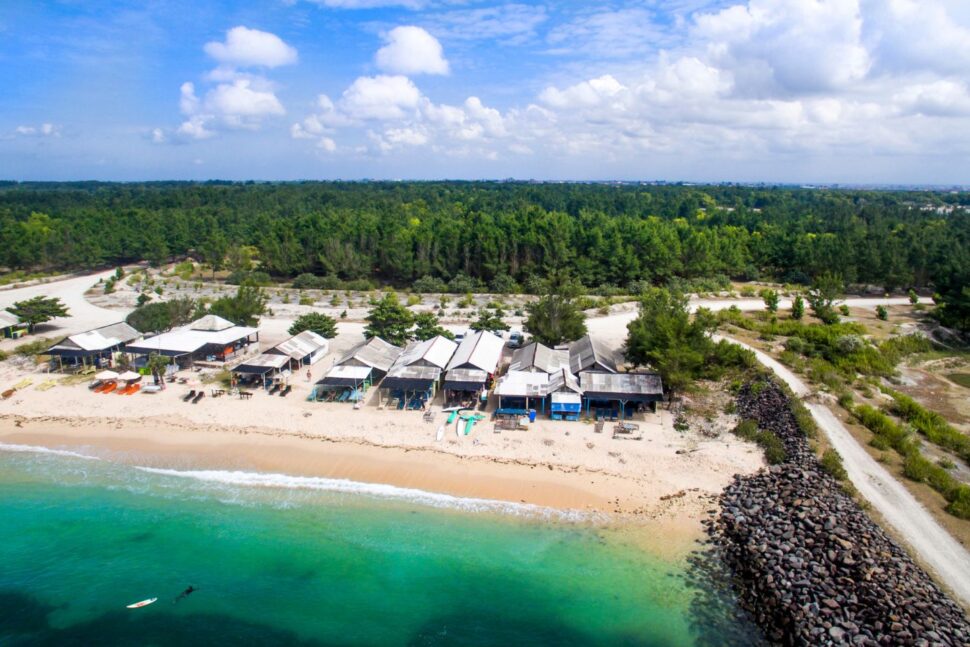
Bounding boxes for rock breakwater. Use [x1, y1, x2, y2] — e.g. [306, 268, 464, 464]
[707, 378, 969, 645]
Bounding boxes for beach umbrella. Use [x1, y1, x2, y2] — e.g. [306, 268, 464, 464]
[95, 370, 119, 381]
[117, 371, 141, 382]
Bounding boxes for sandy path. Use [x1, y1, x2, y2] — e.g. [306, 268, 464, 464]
[722, 334, 970, 605]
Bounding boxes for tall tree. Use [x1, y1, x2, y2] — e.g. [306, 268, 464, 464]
[364, 293, 414, 346]
[791, 295, 805, 320]
[412, 311, 453, 341]
[807, 272, 843, 324]
[524, 272, 587, 346]
[469, 307, 510, 334]
[760, 288, 779, 313]
[207, 282, 268, 327]
[6, 296, 69, 332]
[288, 312, 338, 338]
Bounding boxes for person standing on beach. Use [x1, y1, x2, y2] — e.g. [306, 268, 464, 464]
[306, 369, 312, 382]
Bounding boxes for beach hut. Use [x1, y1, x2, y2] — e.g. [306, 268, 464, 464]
[269, 330, 329, 369]
[443, 330, 504, 407]
[46, 322, 142, 371]
[0, 311, 28, 340]
[579, 372, 664, 420]
[509, 341, 569, 374]
[312, 337, 402, 402]
[125, 315, 259, 368]
[379, 336, 457, 410]
[231, 353, 290, 388]
[568, 335, 618, 375]
[494, 370, 549, 415]
[547, 368, 583, 421]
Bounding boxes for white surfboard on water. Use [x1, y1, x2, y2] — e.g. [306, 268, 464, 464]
[126, 597, 157, 609]
[435, 426, 444, 442]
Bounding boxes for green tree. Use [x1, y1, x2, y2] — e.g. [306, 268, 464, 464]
[125, 297, 198, 333]
[364, 293, 415, 346]
[6, 296, 69, 332]
[908, 289, 919, 305]
[288, 312, 338, 338]
[145, 352, 171, 388]
[807, 272, 843, 324]
[469, 307, 510, 334]
[761, 288, 779, 313]
[933, 272, 970, 333]
[208, 282, 268, 327]
[876, 305, 888, 321]
[524, 273, 587, 346]
[792, 295, 805, 320]
[413, 311, 453, 341]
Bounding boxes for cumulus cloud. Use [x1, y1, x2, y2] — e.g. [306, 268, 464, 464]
[375, 26, 449, 76]
[204, 26, 298, 68]
[14, 123, 60, 137]
[341, 75, 423, 120]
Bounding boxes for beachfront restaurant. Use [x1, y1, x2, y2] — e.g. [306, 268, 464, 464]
[125, 315, 259, 369]
[231, 352, 290, 389]
[0, 311, 28, 340]
[267, 330, 329, 370]
[443, 330, 504, 407]
[494, 370, 549, 417]
[45, 322, 142, 371]
[312, 336, 401, 403]
[378, 335, 457, 410]
[579, 372, 664, 420]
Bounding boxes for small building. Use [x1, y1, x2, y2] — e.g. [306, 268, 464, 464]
[312, 336, 401, 402]
[443, 330, 504, 406]
[125, 315, 259, 368]
[494, 370, 549, 414]
[46, 322, 142, 370]
[569, 335, 618, 374]
[509, 341, 568, 374]
[0, 311, 28, 340]
[231, 353, 290, 388]
[380, 335, 457, 410]
[547, 368, 583, 421]
[579, 371, 663, 420]
[268, 330, 329, 369]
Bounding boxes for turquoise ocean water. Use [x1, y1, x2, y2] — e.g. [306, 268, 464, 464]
[0, 442, 759, 646]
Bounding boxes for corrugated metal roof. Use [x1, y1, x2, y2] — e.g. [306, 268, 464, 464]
[548, 368, 582, 394]
[395, 335, 457, 370]
[189, 314, 236, 332]
[443, 368, 488, 388]
[0, 311, 20, 328]
[273, 330, 328, 359]
[495, 370, 549, 397]
[234, 353, 289, 371]
[337, 337, 402, 372]
[509, 342, 568, 373]
[446, 330, 503, 373]
[127, 325, 258, 355]
[49, 322, 141, 352]
[579, 371, 663, 396]
[322, 365, 372, 381]
[569, 335, 618, 374]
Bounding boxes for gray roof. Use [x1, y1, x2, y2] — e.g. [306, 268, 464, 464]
[446, 330, 503, 373]
[0, 311, 20, 328]
[569, 335, 618, 374]
[579, 371, 663, 398]
[273, 330, 328, 360]
[395, 335, 457, 370]
[337, 337, 402, 373]
[48, 322, 141, 353]
[495, 370, 549, 398]
[509, 342, 568, 374]
[547, 368, 582, 394]
[233, 353, 289, 372]
[443, 368, 488, 390]
[189, 314, 236, 332]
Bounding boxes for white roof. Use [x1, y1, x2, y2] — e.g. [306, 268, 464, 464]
[234, 353, 289, 371]
[48, 322, 141, 353]
[495, 370, 549, 397]
[324, 365, 373, 380]
[395, 335, 457, 370]
[0, 311, 20, 328]
[274, 330, 328, 359]
[127, 324, 258, 355]
[190, 314, 235, 332]
[446, 330, 504, 374]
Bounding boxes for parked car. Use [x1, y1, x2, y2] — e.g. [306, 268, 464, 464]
[507, 330, 525, 348]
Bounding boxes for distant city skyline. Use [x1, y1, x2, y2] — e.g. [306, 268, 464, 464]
[2, 1, 970, 184]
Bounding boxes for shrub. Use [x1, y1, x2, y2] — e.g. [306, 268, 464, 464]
[739, 286, 756, 297]
[837, 392, 854, 410]
[413, 275, 448, 293]
[0, 349, 8, 361]
[15, 338, 55, 357]
[885, 390, 970, 462]
[820, 449, 849, 481]
[226, 270, 271, 286]
[875, 305, 888, 321]
[839, 305, 850, 316]
[299, 296, 314, 306]
[406, 294, 421, 307]
[732, 419, 787, 464]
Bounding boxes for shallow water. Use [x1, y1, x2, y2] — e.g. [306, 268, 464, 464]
[0, 443, 759, 646]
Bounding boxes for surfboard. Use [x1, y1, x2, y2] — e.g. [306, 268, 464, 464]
[126, 598, 157, 609]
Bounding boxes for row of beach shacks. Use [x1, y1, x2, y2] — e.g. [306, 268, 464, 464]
[313, 331, 663, 420]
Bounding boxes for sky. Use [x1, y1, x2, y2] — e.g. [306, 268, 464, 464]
[2, 0, 970, 184]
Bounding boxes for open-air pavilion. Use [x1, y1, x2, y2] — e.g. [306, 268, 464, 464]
[268, 330, 329, 369]
[46, 322, 142, 371]
[312, 365, 373, 402]
[231, 353, 290, 388]
[579, 372, 664, 420]
[379, 364, 442, 410]
[125, 315, 259, 369]
[494, 370, 549, 416]
[0, 311, 28, 340]
[443, 330, 503, 407]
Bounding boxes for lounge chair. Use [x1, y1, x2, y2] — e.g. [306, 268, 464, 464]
[280, 385, 292, 397]
[268, 384, 280, 395]
[183, 390, 196, 402]
[88, 380, 104, 391]
[126, 384, 141, 395]
[337, 390, 350, 403]
[101, 382, 118, 394]
[192, 391, 205, 404]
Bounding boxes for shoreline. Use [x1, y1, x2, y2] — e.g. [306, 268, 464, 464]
[0, 412, 729, 561]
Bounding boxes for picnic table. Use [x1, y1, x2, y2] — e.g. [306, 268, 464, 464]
[211, 389, 225, 398]
[239, 390, 253, 400]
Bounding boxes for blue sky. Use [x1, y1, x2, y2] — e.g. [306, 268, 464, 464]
[2, 0, 970, 183]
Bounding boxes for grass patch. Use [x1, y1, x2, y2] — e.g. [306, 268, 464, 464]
[733, 419, 787, 464]
[946, 373, 970, 389]
[883, 388, 970, 463]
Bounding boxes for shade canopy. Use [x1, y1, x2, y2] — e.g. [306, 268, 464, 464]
[117, 371, 142, 381]
[95, 370, 119, 380]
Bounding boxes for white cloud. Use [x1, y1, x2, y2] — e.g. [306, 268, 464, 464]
[420, 4, 548, 44]
[14, 123, 60, 137]
[375, 26, 449, 76]
[306, 0, 426, 8]
[341, 75, 423, 120]
[176, 116, 215, 140]
[151, 128, 166, 144]
[204, 26, 298, 68]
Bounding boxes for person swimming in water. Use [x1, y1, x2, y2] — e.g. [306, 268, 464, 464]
[173, 585, 197, 603]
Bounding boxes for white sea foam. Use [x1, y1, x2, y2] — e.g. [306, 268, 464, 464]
[135, 466, 594, 521]
[0, 442, 101, 461]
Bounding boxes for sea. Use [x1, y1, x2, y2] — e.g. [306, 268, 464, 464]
[0, 442, 762, 646]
